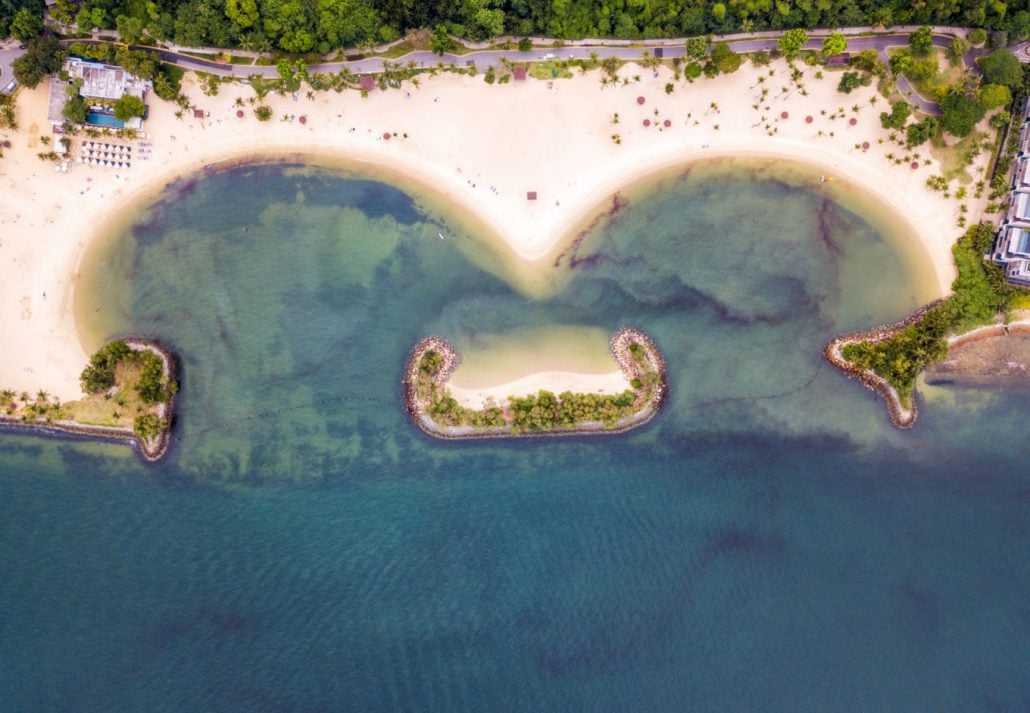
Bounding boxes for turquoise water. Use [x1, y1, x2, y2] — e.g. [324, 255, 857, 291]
[1, 161, 1027, 711]
[85, 111, 125, 128]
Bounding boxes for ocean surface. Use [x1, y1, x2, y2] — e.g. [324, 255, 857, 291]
[1, 160, 1027, 712]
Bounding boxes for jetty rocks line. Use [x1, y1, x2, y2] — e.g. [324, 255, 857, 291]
[0, 339, 178, 462]
[822, 301, 943, 429]
[404, 327, 668, 440]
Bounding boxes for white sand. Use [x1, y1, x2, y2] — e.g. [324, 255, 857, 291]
[0, 59, 991, 401]
[448, 370, 631, 409]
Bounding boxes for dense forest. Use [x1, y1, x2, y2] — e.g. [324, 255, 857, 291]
[4, 0, 1030, 55]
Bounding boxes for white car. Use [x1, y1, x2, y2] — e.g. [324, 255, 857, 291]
[543, 52, 557, 60]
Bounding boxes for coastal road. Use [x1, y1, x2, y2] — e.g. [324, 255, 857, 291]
[4, 29, 977, 109]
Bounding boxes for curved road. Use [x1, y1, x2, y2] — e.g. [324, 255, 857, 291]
[2, 29, 983, 112]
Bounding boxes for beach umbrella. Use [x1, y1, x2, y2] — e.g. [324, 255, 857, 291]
[383, 132, 391, 140]
[805, 116, 813, 123]
[236, 110, 244, 118]
[643, 119, 651, 127]
[911, 162, 919, 170]
[861, 141, 870, 150]
[299, 115, 307, 124]
[781, 111, 789, 119]
[849, 118, 857, 126]
[663, 119, 671, 128]
[636, 96, 645, 105]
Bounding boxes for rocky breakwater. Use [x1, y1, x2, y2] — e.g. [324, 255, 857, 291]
[403, 328, 667, 440]
[0, 339, 178, 462]
[822, 302, 942, 429]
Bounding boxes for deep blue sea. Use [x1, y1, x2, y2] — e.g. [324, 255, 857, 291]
[1, 161, 1026, 712]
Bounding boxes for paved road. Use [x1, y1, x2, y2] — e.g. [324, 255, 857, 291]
[0, 47, 20, 94]
[1, 29, 981, 112]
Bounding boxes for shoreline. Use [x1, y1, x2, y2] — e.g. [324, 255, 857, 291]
[0, 338, 178, 461]
[404, 328, 667, 439]
[822, 301, 944, 428]
[1, 60, 987, 405]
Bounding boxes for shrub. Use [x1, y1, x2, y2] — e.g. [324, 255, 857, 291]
[837, 71, 867, 94]
[940, 90, 986, 137]
[80, 341, 133, 394]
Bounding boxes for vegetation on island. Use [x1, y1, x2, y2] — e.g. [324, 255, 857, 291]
[412, 341, 661, 434]
[840, 224, 1030, 405]
[1, 341, 176, 456]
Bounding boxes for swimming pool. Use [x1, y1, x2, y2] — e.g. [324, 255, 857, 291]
[85, 111, 125, 128]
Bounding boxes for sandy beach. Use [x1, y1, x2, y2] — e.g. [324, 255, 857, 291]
[0, 58, 991, 402]
[448, 369, 631, 409]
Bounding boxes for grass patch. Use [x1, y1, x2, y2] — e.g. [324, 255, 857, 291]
[529, 60, 574, 80]
[229, 55, 255, 65]
[889, 47, 965, 103]
[63, 360, 150, 428]
[1010, 293, 1030, 310]
[929, 129, 989, 185]
[374, 41, 416, 59]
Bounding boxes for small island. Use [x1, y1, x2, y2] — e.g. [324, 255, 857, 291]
[404, 328, 666, 439]
[0, 339, 178, 461]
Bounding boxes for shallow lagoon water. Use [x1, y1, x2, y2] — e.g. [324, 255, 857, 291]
[2, 161, 1027, 711]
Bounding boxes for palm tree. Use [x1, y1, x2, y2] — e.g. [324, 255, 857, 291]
[19, 392, 30, 403]
[36, 389, 48, 403]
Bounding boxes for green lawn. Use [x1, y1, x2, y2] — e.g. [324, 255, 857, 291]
[529, 60, 574, 80]
[929, 129, 989, 184]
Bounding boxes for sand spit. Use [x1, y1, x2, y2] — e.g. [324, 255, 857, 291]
[404, 328, 667, 439]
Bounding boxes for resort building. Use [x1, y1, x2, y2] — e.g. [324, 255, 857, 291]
[1013, 157, 1030, 192]
[1020, 123, 1030, 156]
[47, 58, 150, 130]
[993, 226, 1030, 287]
[1006, 191, 1030, 225]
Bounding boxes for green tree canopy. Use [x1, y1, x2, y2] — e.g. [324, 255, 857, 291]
[10, 6, 43, 40]
[879, 100, 911, 130]
[908, 26, 933, 56]
[980, 50, 1023, 88]
[708, 41, 740, 74]
[62, 95, 89, 124]
[113, 94, 146, 121]
[979, 83, 1012, 110]
[940, 90, 986, 137]
[822, 32, 847, 57]
[778, 28, 807, 57]
[686, 35, 709, 60]
[945, 37, 970, 65]
[12, 35, 66, 89]
[905, 117, 938, 146]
